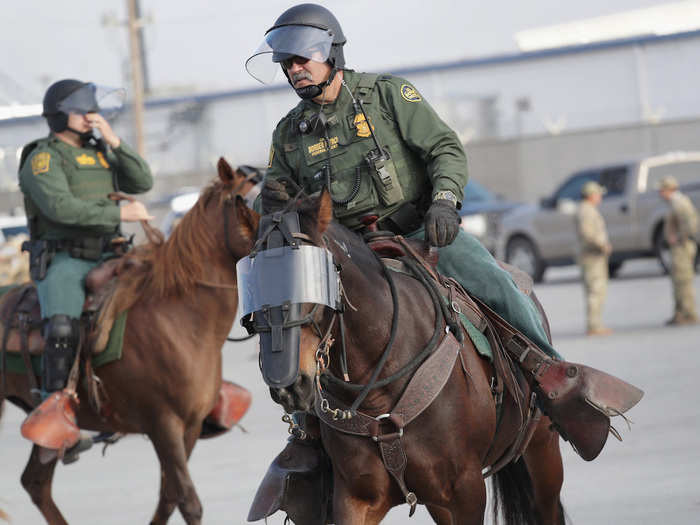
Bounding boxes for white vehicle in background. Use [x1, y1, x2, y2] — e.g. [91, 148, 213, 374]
[161, 189, 200, 237]
[497, 152, 700, 282]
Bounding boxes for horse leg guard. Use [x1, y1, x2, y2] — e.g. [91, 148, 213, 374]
[41, 315, 78, 395]
[536, 360, 644, 461]
[248, 415, 332, 524]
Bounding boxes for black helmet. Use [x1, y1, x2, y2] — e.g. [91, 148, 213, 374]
[42, 79, 98, 132]
[246, 3, 347, 97]
[268, 3, 346, 68]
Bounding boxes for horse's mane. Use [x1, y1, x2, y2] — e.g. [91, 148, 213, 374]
[107, 179, 228, 315]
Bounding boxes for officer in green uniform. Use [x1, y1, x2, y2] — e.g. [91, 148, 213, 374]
[247, 4, 557, 359]
[658, 175, 699, 325]
[19, 79, 153, 397]
[244, 5, 567, 523]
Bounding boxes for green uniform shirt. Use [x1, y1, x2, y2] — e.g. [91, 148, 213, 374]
[262, 70, 468, 230]
[18, 135, 153, 240]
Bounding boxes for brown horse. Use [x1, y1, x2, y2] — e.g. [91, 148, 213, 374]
[0, 158, 258, 525]
[235, 191, 566, 525]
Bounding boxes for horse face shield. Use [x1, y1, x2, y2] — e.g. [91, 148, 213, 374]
[237, 212, 341, 388]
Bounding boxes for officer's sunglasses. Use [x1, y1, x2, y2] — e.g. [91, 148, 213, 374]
[281, 55, 310, 70]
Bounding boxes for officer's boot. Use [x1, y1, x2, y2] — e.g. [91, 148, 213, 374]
[248, 412, 333, 524]
[41, 314, 79, 397]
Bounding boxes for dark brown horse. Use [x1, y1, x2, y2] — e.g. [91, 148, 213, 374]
[235, 191, 566, 525]
[0, 158, 257, 525]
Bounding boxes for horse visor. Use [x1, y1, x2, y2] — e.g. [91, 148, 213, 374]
[236, 244, 341, 317]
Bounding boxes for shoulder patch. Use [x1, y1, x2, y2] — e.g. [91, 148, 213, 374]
[31, 152, 51, 175]
[400, 84, 422, 103]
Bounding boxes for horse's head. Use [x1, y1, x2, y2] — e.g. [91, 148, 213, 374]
[234, 189, 339, 413]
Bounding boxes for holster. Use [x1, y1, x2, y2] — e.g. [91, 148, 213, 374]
[22, 240, 54, 281]
[248, 417, 333, 524]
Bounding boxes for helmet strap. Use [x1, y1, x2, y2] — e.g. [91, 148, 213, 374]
[291, 66, 338, 100]
[65, 126, 96, 145]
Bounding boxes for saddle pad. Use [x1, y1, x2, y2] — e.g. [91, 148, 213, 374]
[382, 261, 492, 360]
[2, 311, 128, 375]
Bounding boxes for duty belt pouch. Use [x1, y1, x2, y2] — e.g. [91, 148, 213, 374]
[366, 148, 404, 207]
[69, 237, 103, 261]
[22, 240, 54, 281]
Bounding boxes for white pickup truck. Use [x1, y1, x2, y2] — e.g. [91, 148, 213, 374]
[496, 152, 700, 282]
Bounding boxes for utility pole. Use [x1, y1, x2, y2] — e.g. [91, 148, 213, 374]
[126, 0, 146, 156]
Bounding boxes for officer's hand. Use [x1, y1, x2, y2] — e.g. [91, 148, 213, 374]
[120, 201, 154, 222]
[86, 113, 121, 148]
[424, 199, 461, 247]
[261, 179, 291, 213]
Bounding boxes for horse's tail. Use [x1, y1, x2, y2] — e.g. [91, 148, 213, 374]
[491, 458, 567, 525]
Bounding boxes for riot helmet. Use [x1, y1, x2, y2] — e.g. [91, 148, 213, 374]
[246, 3, 347, 99]
[42, 79, 96, 133]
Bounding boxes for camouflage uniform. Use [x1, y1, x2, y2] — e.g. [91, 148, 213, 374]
[576, 196, 611, 334]
[261, 70, 557, 358]
[664, 190, 699, 323]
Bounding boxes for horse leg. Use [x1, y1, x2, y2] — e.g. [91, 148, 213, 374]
[20, 445, 67, 525]
[331, 474, 392, 525]
[521, 417, 566, 525]
[148, 418, 202, 525]
[150, 423, 201, 525]
[426, 504, 453, 524]
[446, 466, 487, 525]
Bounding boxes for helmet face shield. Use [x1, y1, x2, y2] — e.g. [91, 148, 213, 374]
[246, 26, 333, 84]
[57, 84, 126, 119]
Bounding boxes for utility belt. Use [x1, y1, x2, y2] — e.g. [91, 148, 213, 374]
[21, 234, 129, 281]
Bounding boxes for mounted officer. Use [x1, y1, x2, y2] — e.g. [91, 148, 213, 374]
[244, 5, 642, 523]
[18, 79, 153, 401]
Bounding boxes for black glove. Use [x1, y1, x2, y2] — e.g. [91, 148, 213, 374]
[261, 179, 290, 213]
[424, 199, 461, 247]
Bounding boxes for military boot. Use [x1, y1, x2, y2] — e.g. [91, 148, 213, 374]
[248, 413, 333, 524]
[41, 314, 79, 398]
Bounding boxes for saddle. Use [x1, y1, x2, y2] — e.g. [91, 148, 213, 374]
[0, 257, 128, 358]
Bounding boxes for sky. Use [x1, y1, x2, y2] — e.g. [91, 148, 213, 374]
[0, 0, 671, 104]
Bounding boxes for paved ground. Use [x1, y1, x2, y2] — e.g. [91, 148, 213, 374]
[1, 259, 699, 524]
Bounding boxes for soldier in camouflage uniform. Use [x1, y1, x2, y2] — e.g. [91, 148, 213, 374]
[576, 181, 612, 336]
[658, 175, 699, 325]
[19, 79, 153, 398]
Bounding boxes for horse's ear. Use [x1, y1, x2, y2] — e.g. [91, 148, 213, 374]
[317, 188, 333, 233]
[217, 157, 236, 184]
[234, 195, 260, 246]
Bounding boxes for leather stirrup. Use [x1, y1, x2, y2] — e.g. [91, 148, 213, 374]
[248, 437, 331, 524]
[20, 389, 80, 451]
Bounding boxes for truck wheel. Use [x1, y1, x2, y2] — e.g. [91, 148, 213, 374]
[608, 261, 623, 278]
[506, 237, 546, 283]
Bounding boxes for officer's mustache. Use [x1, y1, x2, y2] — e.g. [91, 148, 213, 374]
[291, 71, 313, 85]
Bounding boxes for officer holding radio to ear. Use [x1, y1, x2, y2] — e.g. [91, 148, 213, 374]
[246, 4, 566, 524]
[18, 79, 153, 401]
